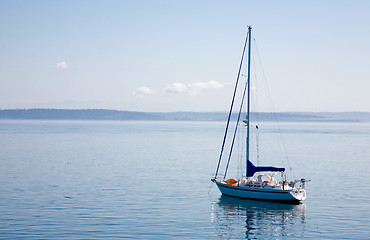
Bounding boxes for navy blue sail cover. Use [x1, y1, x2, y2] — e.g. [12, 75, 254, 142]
[247, 160, 285, 177]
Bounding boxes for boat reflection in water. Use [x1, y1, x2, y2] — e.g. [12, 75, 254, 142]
[211, 196, 306, 239]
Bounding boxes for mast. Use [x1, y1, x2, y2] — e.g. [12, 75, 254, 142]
[246, 26, 252, 175]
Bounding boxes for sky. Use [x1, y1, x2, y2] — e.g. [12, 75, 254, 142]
[1, 0, 370, 112]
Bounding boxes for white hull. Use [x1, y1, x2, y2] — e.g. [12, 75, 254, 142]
[215, 181, 306, 203]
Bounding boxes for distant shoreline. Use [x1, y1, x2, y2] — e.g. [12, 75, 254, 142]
[0, 109, 369, 122]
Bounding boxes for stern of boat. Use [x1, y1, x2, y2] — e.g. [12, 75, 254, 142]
[289, 188, 306, 201]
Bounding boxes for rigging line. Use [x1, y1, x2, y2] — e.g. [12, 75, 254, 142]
[214, 31, 249, 178]
[223, 75, 249, 180]
[240, 112, 246, 178]
[237, 104, 242, 179]
[253, 38, 295, 177]
[251, 39, 260, 166]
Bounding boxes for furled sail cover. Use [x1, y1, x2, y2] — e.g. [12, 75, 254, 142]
[247, 160, 285, 177]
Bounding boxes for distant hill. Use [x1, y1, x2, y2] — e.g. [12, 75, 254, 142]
[0, 109, 162, 121]
[0, 109, 369, 122]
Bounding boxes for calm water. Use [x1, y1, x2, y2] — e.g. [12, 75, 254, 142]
[0, 120, 369, 239]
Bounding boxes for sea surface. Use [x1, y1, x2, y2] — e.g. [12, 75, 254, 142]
[0, 120, 369, 239]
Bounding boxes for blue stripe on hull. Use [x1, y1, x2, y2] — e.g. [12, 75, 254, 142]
[216, 182, 300, 202]
[218, 183, 291, 194]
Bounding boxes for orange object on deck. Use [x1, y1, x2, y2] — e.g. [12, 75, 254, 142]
[225, 178, 238, 186]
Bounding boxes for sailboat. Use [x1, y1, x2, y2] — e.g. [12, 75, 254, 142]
[211, 26, 307, 203]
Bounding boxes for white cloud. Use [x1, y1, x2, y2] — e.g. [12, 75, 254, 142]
[132, 87, 155, 97]
[188, 80, 223, 90]
[164, 83, 188, 94]
[165, 81, 223, 95]
[56, 61, 68, 69]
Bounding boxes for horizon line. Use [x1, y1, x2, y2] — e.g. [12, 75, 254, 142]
[1, 108, 370, 114]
